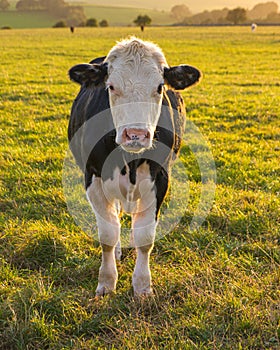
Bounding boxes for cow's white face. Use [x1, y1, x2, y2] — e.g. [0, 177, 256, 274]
[69, 37, 202, 153]
[105, 55, 165, 153]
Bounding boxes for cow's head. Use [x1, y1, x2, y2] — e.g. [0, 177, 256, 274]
[69, 37, 201, 153]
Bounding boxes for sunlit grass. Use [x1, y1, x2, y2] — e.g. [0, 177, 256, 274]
[1, 26, 280, 349]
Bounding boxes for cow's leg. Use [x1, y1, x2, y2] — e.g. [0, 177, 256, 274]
[86, 178, 120, 296]
[132, 171, 169, 296]
[132, 206, 157, 296]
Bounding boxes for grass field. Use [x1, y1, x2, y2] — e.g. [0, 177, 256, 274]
[0, 10, 55, 29]
[1, 27, 280, 349]
[0, 6, 173, 29]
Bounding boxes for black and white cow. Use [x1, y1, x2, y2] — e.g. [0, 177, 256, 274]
[68, 37, 201, 297]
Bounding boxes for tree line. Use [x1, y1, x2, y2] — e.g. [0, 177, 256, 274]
[0, 0, 87, 26]
[171, 2, 280, 25]
[1, 0, 280, 26]
[0, 0, 148, 28]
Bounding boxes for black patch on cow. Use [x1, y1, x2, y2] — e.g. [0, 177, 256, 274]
[155, 168, 169, 219]
[121, 166, 127, 176]
[90, 56, 106, 65]
[128, 161, 137, 185]
[69, 57, 108, 87]
[164, 65, 201, 90]
[127, 159, 145, 185]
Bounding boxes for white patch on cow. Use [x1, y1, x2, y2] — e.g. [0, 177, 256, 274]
[104, 37, 168, 151]
[102, 161, 156, 216]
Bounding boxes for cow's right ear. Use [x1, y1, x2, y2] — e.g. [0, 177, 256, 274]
[69, 63, 108, 86]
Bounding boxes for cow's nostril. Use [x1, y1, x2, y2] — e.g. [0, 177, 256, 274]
[121, 128, 151, 148]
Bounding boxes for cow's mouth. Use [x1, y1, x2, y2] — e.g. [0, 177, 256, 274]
[121, 141, 146, 153]
[120, 128, 151, 153]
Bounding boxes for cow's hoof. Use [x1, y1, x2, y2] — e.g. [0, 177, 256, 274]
[134, 288, 153, 298]
[95, 285, 115, 297]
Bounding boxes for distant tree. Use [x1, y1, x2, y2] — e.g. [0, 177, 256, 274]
[45, 0, 65, 7]
[0, 0, 10, 10]
[66, 6, 86, 27]
[133, 15, 151, 31]
[16, 0, 65, 11]
[86, 18, 98, 27]
[53, 20, 66, 27]
[52, 0, 68, 15]
[16, 0, 38, 10]
[15, 0, 87, 28]
[171, 4, 191, 22]
[99, 19, 109, 27]
[248, 1, 278, 20]
[226, 7, 247, 24]
[183, 8, 229, 25]
[266, 11, 280, 23]
[39, 0, 65, 11]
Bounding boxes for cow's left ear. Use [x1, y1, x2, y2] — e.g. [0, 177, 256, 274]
[69, 63, 108, 86]
[164, 65, 201, 90]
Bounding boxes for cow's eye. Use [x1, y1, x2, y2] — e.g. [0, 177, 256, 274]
[157, 83, 164, 94]
[107, 83, 122, 97]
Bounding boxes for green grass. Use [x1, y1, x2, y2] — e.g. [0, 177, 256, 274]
[0, 10, 56, 28]
[0, 5, 173, 29]
[1, 27, 280, 349]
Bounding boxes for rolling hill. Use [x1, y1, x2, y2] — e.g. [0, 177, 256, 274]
[83, 5, 173, 26]
[67, 0, 280, 13]
[0, 5, 173, 29]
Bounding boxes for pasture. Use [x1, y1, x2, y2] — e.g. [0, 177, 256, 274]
[1, 26, 280, 349]
[0, 6, 173, 28]
[0, 11, 55, 29]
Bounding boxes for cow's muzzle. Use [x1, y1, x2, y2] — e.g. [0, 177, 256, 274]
[120, 128, 151, 153]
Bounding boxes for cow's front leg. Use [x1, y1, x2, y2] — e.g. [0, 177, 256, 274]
[86, 178, 120, 296]
[132, 208, 157, 297]
[97, 240, 118, 297]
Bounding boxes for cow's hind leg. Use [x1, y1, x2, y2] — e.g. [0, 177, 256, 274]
[86, 178, 120, 296]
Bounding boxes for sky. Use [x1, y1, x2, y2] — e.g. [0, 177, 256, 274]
[84, 0, 280, 13]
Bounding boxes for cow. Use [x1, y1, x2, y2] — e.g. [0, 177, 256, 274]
[251, 23, 257, 32]
[68, 37, 201, 297]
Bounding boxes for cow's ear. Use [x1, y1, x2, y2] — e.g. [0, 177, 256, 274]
[164, 65, 201, 90]
[69, 63, 108, 86]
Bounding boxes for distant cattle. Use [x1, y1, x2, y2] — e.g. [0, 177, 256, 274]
[251, 23, 257, 32]
[68, 37, 201, 297]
